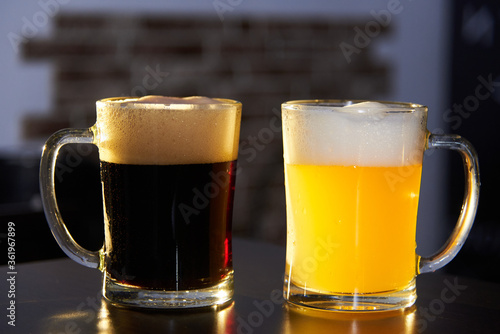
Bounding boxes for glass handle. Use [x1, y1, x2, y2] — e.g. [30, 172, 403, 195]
[39, 128, 102, 269]
[418, 133, 480, 274]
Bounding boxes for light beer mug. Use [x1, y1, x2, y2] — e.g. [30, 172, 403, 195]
[281, 100, 479, 311]
[40, 96, 241, 308]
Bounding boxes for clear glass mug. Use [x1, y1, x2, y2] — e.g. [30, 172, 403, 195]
[281, 100, 479, 311]
[40, 96, 242, 309]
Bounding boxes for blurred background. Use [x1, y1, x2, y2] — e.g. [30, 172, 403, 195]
[0, 0, 498, 282]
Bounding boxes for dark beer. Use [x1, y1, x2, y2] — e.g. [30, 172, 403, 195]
[95, 96, 241, 305]
[101, 160, 236, 290]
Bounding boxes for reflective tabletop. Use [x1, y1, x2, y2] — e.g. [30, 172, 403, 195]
[1, 238, 499, 333]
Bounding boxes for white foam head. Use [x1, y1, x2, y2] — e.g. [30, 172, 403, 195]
[282, 101, 428, 167]
[95, 96, 241, 165]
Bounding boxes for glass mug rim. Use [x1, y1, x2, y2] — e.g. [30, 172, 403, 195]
[96, 96, 242, 109]
[282, 99, 427, 114]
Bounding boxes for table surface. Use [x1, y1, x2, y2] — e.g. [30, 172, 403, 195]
[1, 238, 499, 334]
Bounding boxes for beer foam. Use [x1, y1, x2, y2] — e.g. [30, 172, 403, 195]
[132, 95, 224, 105]
[341, 101, 391, 114]
[95, 96, 241, 165]
[282, 101, 427, 167]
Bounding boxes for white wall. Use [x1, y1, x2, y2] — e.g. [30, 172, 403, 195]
[0, 0, 451, 253]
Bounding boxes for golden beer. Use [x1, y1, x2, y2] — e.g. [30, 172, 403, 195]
[284, 163, 422, 294]
[282, 100, 428, 310]
[281, 100, 480, 311]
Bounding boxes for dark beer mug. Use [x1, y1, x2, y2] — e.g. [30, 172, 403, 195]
[40, 96, 242, 309]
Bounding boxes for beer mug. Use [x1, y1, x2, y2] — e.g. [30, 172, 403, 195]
[281, 100, 479, 311]
[40, 96, 242, 308]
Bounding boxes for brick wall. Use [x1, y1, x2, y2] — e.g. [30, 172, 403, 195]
[22, 13, 391, 244]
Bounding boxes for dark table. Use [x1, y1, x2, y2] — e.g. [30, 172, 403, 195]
[1, 238, 499, 333]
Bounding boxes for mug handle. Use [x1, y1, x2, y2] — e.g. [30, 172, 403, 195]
[418, 133, 480, 274]
[39, 127, 102, 269]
